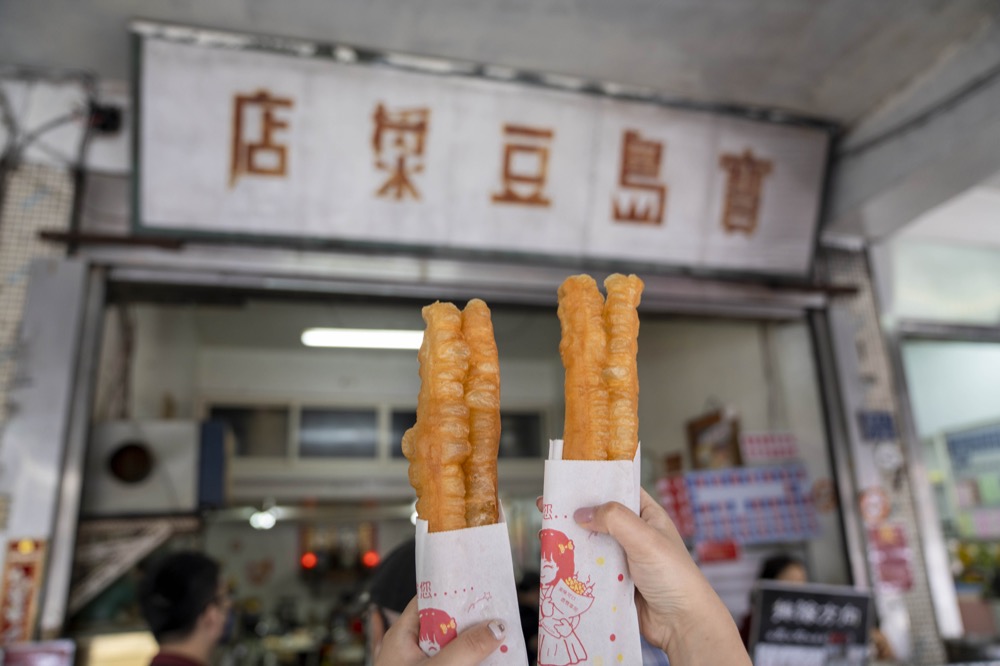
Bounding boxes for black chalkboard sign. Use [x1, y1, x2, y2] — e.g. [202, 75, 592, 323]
[749, 581, 872, 666]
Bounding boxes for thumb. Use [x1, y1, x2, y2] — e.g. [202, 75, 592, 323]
[574, 501, 663, 561]
[433, 619, 507, 665]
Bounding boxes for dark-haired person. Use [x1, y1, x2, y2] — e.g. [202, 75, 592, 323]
[364, 538, 417, 663]
[138, 551, 231, 666]
[738, 553, 808, 647]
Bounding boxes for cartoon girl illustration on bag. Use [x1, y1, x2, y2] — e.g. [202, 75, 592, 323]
[538, 529, 593, 666]
[417, 608, 458, 655]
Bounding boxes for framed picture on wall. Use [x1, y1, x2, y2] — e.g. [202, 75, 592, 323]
[687, 408, 742, 470]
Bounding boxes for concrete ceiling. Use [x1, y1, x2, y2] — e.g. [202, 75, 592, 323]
[894, 170, 1000, 248]
[2, 0, 999, 125]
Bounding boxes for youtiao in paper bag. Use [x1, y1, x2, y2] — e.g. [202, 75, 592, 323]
[537, 273, 644, 665]
[415, 509, 527, 664]
[403, 299, 527, 664]
[539, 440, 642, 666]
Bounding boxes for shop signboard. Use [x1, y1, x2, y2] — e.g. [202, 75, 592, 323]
[135, 27, 829, 278]
[749, 581, 871, 666]
[945, 424, 1000, 539]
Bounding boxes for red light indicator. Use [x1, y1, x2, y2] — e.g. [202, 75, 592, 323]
[361, 550, 380, 568]
[301, 552, 318, 569]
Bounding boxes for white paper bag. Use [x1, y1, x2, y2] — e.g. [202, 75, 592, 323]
[415, 506, 528, 665]
[537, 440, 642, 666]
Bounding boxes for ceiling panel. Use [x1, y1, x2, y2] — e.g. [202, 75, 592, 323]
[2, 0, 998, 123]
[896, 181, 1000, 248]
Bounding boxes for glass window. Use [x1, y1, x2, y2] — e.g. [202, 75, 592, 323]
[300, 408, 377, 458]
[499, 412, 543, 458]
[390, 409, 542, 458]
[876, 237, 1000, 326]
[209, 406, 289, 457]
[391, 410, 416, 459]
[901, 339, 1000, 642]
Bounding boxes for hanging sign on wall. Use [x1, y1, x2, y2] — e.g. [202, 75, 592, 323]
[685, 463, 819, 545]
[945, 425, 1000, 538]
[866, 523, 914, 593]
[135, 28, 830, 277]
[750, 582, 871, 666]
[0, 539, 47, 643]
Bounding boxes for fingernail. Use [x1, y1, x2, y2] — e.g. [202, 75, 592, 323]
[488, 620, 506, 640]
[574, 507, 595, 524]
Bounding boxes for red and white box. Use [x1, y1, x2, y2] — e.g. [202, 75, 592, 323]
[656, 474, 695, 538]
[538, 440, 642, 666]
[739, 432, 799, 465]
[415, 507, 528, 665]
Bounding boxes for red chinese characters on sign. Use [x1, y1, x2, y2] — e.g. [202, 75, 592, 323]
[221, 92, 794, 249]
[0, 539, 46, 644]
[230, 90, 294, 187]
[718, 149, 773, 235]
[372, 103, 430, 201]
[492, 124, 554, 207]
[612, 130, 667, 225]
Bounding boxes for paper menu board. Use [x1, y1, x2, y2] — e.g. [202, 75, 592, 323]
[538, 440, 642, 666]
[686, 463, 819, 545]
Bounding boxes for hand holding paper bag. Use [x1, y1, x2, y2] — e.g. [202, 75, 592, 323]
[379, 489, 752, 666]
[573, 489, 752, 666]
[376, 597, 508, 666]
[537, 273, 646, 665]
[402, 298, 527, 665]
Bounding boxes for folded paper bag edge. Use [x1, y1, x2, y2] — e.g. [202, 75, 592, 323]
[414, 505, 528, 665]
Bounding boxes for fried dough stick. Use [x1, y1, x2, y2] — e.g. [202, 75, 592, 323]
[557, 275, 610, 460]
[603, 274, 644, 460]
[461, 299, 501, 527]
[402, 302, 471, 532]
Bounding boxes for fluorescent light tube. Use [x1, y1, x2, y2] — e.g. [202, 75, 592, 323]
[301, 327, 424, 350]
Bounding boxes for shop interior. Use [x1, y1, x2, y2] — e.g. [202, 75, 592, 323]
[65, 281, 851, 664]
